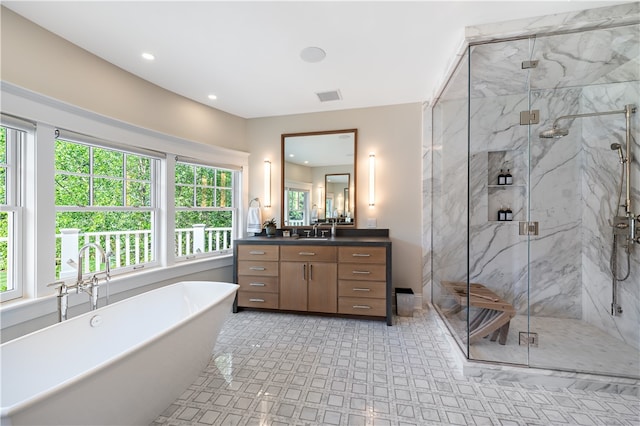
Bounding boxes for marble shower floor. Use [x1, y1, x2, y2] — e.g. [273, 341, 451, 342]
[447, 313, 640, 378]
[152, 309, 639, 426]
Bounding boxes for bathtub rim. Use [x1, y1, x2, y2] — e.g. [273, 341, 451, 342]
[0, 280, 239, 420]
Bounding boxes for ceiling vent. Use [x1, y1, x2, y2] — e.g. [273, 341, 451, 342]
[316, 90, 342, 102]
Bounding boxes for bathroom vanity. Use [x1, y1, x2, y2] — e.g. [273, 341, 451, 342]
[233, 229, 392, 325]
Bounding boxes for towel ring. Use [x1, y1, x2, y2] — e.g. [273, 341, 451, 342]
[250, 198, 261, 207]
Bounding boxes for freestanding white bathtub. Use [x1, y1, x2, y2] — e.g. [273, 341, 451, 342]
[0, 281, 239, 426]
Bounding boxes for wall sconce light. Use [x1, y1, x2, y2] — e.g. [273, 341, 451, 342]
[264, 160, 271, 208]
[369, 153, 375, 207]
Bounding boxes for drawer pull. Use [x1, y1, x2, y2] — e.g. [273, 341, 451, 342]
[249, 282, 266, 287]
[249, 266, 266, 271]
[353, 288, 371, 292]
[352, 305, 371, 309]
[249, 250, 266, 255]
[352, 253, 371, 257]
[249, 298, 265, 303]
[298, 251, 316, 256]
[352, 270, 371, 275]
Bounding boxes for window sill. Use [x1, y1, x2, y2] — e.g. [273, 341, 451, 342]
[0, 254, 234, 332]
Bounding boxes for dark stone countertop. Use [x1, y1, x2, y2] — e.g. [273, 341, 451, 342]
[235, 235, 391, 246]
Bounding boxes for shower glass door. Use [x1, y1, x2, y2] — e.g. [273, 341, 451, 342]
[435, 18, 639, 379]
[466, 38, 534, 366]
[527, 25, 640, 377]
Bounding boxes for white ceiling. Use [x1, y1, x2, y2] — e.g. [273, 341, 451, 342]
[3, 1, 623, 119]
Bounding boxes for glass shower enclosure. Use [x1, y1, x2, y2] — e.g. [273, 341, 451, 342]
[432, 22, 639, 378]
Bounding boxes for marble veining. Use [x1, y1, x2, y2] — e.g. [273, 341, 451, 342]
[427, 3, 639, 379]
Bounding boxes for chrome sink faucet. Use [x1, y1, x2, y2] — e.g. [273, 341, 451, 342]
[77, 242, 111, 311]
[313, 223, 319, 237]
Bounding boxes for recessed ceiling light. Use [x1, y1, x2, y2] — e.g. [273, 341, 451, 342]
[141, 52, 155, 61]
[208, 94, 217, 100]
[300, 46, 326, 63]
[304, 160, 309, 164]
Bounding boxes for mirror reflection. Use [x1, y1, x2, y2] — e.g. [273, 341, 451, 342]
[282, 129, 357, 227]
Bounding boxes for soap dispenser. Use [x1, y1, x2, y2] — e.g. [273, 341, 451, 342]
[498, 169, 506, 185]
[505, 169, 513, 185]
[505, 205, 513, 221]
[498, 205, 506, 221]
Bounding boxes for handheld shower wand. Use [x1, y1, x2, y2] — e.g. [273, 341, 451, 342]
[610, 143, 625, 164]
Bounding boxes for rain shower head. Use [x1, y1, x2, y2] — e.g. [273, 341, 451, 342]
[539, 127, 569, 138]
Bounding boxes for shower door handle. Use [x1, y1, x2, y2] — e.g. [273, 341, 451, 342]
[519, 221, 539, 236]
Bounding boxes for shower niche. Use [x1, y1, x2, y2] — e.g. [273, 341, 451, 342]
[487, 150, 526, 222]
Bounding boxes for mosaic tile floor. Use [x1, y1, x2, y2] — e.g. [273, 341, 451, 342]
[152, 309, 640, 426]
[444, 313, 640, 378]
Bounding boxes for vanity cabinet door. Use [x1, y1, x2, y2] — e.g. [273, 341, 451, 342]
[307, 262, 337, 313]
[280, 261, 337, 313]
[280, 261, 308, 311]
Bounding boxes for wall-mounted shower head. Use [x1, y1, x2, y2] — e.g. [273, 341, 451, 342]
[539, 127, 569, 138]
[611, 143, 625, 164]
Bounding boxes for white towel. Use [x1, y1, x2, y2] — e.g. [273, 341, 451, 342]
[247, 206, 262, 234]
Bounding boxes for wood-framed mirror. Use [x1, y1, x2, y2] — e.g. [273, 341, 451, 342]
[281, 129, 357, 227]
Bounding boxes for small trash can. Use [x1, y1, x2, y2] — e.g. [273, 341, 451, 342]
[396, 288, 414, 317]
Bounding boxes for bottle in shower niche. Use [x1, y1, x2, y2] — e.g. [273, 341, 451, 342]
[498, 205, 506, 221]
[505, 169, 513, 185]
[505, 205, 513, 221]
[498, 169, 506, 185]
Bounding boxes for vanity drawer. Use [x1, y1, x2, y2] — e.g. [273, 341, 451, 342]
[238, 276, 279, 293]
[338, 247, 386, 264]
[238, 245, 279, 261]
[238, 292, 279, 309]
[280, 245, 336, 262]
[339, 280, 386, 299]
[237, 260, 279, 276]
[338, 263, 386, 281]
[338, 297, 386, 316]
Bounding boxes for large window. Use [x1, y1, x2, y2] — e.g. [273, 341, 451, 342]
[175, 161, 235, 259]
[55, 137, 159, 280]
[0, 125, 23, 300]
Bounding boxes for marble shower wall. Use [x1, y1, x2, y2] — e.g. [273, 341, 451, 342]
[430, 18, 639, 348]
[580, 82, 640, 350]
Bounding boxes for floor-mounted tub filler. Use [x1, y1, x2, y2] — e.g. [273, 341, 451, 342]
[0, 281, 239, 426]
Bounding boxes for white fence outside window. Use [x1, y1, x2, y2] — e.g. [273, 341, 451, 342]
[57, 225, 233, 278]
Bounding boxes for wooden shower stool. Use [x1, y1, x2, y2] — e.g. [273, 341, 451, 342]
[442, 281, 515, 345]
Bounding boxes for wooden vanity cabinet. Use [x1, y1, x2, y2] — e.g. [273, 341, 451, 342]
[236, 245, 279, 309]
[338, 246, 387, 317]
[279, 246, 337, 313]
[234, 237, 392, 325]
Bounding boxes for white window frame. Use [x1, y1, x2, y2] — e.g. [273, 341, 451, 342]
[54, 134, 161, 280]
[0, 125, 25, 302]
[174, 160, 238, 261]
